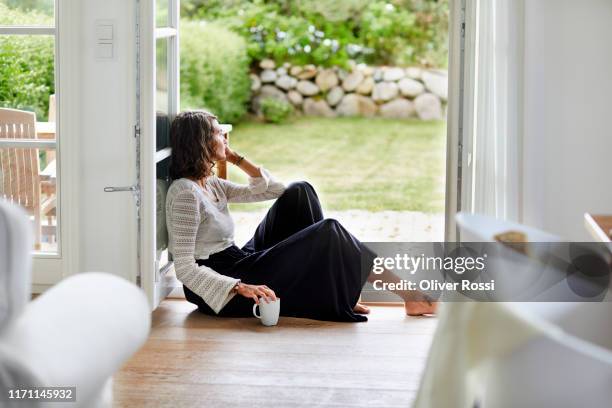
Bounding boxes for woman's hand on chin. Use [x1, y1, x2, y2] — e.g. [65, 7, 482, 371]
[224, 146, 238, 163]
[235, 282, 277, 304]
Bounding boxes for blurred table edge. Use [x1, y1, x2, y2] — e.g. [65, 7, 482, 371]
[584, 213, 612, 245]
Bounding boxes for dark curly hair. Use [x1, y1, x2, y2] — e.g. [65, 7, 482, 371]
[169, 110, 219, 181]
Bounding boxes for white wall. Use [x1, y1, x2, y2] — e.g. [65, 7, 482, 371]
[522, 0, 612, 240]
[76, 0, 138, 281]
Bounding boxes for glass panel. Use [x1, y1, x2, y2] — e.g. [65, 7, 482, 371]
[156, 0, 169, 28]
[0, 0, 54, 26]
[156, 112, 170, 151]
[156, 37, 170, 150]
[0, 31, 58, 254]
[156, 38, 169, 114]
[0, 35, 55, 121]
[0, 147, 58, 253]
[156, 157, 170, 267]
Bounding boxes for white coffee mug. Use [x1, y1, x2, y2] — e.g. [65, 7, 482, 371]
[252, 298, 280, 326]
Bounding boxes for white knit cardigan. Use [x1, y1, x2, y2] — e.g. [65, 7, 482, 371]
[166, 167, 286, 313]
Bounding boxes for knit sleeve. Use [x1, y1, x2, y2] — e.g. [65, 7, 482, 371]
[217, 166, 286, 203]
[169, 189, 239, 314]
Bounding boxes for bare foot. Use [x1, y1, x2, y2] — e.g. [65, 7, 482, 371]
[404, 291, 438, 316]
[405, 301, 437, 316]
[353, 302, 371, 314]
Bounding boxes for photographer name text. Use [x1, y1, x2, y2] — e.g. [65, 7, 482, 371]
[372, 279, 495, 292]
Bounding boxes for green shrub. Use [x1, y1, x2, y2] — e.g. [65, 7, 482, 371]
[261, 97, 293, 124]
[0, 4, 54, 120]
[180, 0, 449, 68]
[2, 0, 54, 16]
[180, 21, 251, 123]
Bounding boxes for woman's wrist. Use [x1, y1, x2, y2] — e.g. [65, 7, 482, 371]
[231, 152, 245, 166]
[232, 281, 242, 294]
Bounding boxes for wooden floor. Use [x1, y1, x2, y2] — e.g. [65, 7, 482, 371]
[113, 299, 437, 407]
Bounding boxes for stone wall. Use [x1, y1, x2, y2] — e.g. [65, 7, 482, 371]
[250, 59, 448, 120]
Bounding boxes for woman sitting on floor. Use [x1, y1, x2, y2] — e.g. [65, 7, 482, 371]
[166, 110, 437, 322]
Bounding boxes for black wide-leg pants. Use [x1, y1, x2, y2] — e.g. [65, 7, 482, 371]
[184, 181, 377, 322]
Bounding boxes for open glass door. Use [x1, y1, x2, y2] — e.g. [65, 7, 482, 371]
[0, 0, 78, 291]
[139, 0, 179, 308]
[445, 0, 469, 242]
[446, 0, 524, 242]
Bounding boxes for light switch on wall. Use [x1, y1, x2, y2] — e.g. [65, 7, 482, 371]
[96, 24, 113, 41]
[95, 20, 115, 60]
[96, 43, 113, 59]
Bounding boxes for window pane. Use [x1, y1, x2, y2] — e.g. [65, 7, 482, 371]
[156, 157, 170, 269]
[0, 0, 54, 26]
[155, 35, 170, 163]
[0, 146, 58, 253]
[156, 112, 170, 151]
[0, 35, 55, 121]
[156, 0, 169, 28]
[156, 38, 169, 114]
[1, 30, 58, 254]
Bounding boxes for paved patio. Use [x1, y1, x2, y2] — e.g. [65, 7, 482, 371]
[232, 210, 444, 246]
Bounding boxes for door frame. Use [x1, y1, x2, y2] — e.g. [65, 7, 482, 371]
[445, 0, 477, 242]
[139, 0, 180, 308]
[53, 0, 81, 282]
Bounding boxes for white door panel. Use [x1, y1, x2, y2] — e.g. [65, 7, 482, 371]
[139, 0, 179, 309]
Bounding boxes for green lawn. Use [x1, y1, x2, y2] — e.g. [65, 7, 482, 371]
[226, 117, 446, 213]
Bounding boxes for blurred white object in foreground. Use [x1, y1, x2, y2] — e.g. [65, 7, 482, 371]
[413, 213, 612, 408]
[0, 199, 151, 407]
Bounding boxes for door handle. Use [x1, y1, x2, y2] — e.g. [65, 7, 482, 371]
[104, 185, 138, 193]
[104, 185, 140, 205]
